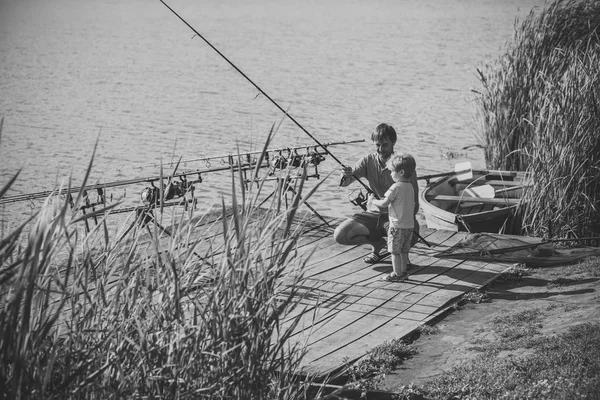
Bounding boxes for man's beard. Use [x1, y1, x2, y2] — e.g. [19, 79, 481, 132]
[378, 152, 391, 162]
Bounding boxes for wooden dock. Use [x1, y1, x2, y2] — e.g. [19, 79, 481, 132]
[282, 214, 516, 377]
[135, 207, 519, 378]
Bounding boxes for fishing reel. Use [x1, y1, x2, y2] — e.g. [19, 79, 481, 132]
[348, 189, 368, 211]
[141, 186, 160, 205]
[141, 176, 194, 205]
[270, 153, 288, 169]
[164, 180, 186, 200]
[309, 152, 326, 166]
[288, 153, 304, 168]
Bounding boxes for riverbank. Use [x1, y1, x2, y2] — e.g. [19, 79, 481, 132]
[360, 256, 600, 398]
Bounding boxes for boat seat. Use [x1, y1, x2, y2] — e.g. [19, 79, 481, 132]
[449, 179, 526, 187]
[427, 195, 520, 205]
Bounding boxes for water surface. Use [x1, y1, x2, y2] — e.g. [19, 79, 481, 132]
[0, 0, 545, 225]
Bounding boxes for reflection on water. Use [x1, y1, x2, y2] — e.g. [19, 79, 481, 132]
[0, 0, 545, 226]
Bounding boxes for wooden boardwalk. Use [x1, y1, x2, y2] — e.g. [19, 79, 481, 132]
[135, 208, 517, 378]
[285, 214, 516, 377]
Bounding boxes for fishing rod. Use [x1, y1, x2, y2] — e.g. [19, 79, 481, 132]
[159, 1, 431, 247]
[137, 139, 364, 169]
[0, 161, 262, 206]
[158, 0, 374, 196]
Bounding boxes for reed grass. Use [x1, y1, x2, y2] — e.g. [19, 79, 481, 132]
[0, 125, 323, 399]
[474, 0, 600, 241]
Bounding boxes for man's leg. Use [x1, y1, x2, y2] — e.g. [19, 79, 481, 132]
[333, 217, 386, 254]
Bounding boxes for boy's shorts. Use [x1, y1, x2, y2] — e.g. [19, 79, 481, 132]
[387, 227, 413, 255]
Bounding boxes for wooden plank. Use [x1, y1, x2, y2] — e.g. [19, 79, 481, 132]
[303, 290, 403, 345]
[183, 214, 522, 377]
[302, 299, 435, 373]
[302, 322, 417, 374]
[303, 245, 366, 278]
[298, 286, 422, 350]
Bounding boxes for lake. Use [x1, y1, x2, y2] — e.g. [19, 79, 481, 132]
[0, 0, 545, 227]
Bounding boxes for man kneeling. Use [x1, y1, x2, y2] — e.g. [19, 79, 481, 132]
[333, 123, 419, 263]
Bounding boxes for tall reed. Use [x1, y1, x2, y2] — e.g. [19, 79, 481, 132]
[474, 0, 600, 240]
[0, 127, 322, 399]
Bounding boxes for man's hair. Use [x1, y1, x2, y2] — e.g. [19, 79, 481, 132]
[387, 153, 416, 178]
[371, 123, 397, 144]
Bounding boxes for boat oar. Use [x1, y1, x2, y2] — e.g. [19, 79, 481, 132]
[460, 184, 495, 199]
[418, 161, 473, 183]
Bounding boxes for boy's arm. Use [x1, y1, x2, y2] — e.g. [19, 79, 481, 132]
[367, 192, 392, 211]
[371, 196, 391, 209]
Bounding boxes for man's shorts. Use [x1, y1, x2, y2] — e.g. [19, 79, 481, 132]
[351, 212, 420, 247]
[351, 212, 388, 242]
[387, 227, 413, 254]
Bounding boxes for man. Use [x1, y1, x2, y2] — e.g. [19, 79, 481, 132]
[333, 123, 420, 263]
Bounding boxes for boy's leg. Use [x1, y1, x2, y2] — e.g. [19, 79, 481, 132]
[408, 228, 415, 267]
[391, 254, 403, 276]
[399, 253, 409, 275]
[388, 228, 406, 278]
[388, 227, 399, 275]
[400, 228, 413, 274]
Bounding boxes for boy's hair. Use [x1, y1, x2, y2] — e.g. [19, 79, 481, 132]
[387, 153, 416, 178]
[371, 123, 397, 144]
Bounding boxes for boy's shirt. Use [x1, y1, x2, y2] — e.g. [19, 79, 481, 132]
[353, 153, 419, 213]
[383, 181, 415, 229]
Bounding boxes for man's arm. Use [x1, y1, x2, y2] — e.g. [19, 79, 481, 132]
[339, 157, 368, 188]
[339, 166, 356, 187]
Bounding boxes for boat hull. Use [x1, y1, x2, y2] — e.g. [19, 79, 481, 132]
[420, 170, 527, 234]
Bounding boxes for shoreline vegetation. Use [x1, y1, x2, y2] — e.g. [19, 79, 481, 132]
[0, 128, 326, 399]
[474, 0, 600, 242]
[2, 0, 600, 399]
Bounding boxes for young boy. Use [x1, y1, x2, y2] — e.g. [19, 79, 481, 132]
[367, 153, 416, 282]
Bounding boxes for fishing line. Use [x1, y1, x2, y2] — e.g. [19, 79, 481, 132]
[158, 0, 374, 195]
[159, 2, 434, 246]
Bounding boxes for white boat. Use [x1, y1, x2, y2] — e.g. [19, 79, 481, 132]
[420, 169, 528, 233]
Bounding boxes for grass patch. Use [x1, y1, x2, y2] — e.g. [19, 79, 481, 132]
[344, 338, 416, 391]
[546, 277, 582, 288]
[491, 309, 543, 343]
[467, 308, 544, 355]
[399, 322, 600, 399]
[416, 324, 440, 336]
[553, 256, 600, 277]
[460, 289, 490, 305]
[496, 264, 532, 283]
